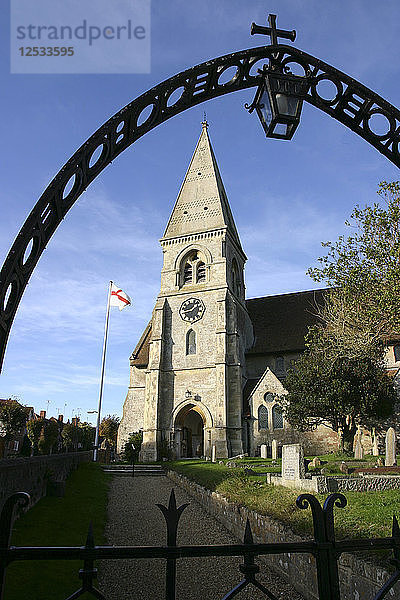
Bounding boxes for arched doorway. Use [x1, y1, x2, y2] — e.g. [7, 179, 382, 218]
[174, 404, 205, 458]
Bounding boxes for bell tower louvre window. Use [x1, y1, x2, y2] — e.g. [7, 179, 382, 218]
[183, 262, 193, 284]
[197, 262, 206, 283]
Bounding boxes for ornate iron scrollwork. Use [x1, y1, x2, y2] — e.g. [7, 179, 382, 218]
[1, 42, 400, 370]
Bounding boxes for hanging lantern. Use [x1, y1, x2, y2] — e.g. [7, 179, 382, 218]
[250, 67, 309, 140]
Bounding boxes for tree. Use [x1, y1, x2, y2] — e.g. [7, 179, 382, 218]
[308, 181, 400, 350]
[79, 422, 95, 451]
[283, 327, 397, 452]
[99, 415, 120, 449]
[61, 422, 80, 452]
[0, 398, 29, 442]
[121, 431, 143, 463]
[26, 419, 44, 455]
[38, 420, 59, 455]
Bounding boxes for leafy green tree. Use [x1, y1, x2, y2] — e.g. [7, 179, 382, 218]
[99, 415, 120, 449]
[26, 419, 44, 455]
[283, 328, 397, 452]
[79, 422, 95, 451]
[38, 420, 59, 455]
[61, 422, 80, 452]
[121, 431, 143, 463]
[308, 181, 400, 350]
[0, 398, 29, 443]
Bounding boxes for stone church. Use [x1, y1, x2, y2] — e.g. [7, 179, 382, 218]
[117, 123, 400, 462]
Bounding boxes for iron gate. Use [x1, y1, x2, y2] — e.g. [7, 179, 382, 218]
[1, 489, 399, 600]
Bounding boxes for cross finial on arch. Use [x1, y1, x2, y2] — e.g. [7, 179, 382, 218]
[251, 14, 296, 46]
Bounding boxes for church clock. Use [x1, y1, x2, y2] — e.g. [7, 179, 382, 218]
[179, 297, 205, 323]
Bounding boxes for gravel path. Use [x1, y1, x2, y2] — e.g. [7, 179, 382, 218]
[98, 475, 305, 600]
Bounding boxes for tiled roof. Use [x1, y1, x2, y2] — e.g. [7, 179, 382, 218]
[130, 321, 152, 367]
[245, 289, 327, 355]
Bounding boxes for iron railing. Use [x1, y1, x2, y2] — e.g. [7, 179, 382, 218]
[0, 489, 399, 600]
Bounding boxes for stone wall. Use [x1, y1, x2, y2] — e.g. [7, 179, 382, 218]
[322, 474, 400, 493]
[167, 470, 400, 600]
[0, 452, 91, 513]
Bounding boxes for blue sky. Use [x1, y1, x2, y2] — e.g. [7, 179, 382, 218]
[1, 0, 399, 424]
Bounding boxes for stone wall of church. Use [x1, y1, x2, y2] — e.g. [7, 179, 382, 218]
[247, 355, 339, 456]
[117, 366, 146, 453]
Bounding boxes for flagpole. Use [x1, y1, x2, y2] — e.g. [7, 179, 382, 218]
[93, 281, 112, 462]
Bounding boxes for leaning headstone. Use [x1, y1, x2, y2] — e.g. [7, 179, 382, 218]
[211, 445, 216, 463]
[354, 438, 364, 460]
[281, 444, 305, 480]
[271, 439, 278, 460]
[260, 444, 267, 459]
[385, 427, 397, 466]
[310, 457, 321, 468]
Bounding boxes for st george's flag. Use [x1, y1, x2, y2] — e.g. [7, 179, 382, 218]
[110, 282, 131, 311]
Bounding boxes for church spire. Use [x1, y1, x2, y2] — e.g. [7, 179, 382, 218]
[162, 123, 243, 252]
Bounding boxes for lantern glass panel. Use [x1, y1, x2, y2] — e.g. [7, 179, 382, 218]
[276, 93, 300, 117]
[273, 123, 290, 137]
[258, 89, 273, 128]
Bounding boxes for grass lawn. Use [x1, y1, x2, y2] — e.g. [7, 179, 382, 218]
[167, 459, 400, 540]
[4, 462, 110, 600]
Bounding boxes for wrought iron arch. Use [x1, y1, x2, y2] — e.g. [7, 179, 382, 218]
[1, 42, 400, 370]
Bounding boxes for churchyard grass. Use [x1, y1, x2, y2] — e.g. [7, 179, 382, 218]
[4, 462, 110, 600]
[167, 459, 400, 539]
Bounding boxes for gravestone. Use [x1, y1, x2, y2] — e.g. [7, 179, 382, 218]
[385, 428, 397, 466]
[281, 444, 305, 480]
[211, 445, 216, 463]
[310, 457, 321, 468]
[271, 439, 277, 460]
[376, 457, 384, 467]
[371, 428, 379, 456]
[354, 438, 364, 460]
[260, 444, 267, 459]
[340, 462, 349, 474]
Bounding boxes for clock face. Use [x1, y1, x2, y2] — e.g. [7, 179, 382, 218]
[179, 297, 205, 323]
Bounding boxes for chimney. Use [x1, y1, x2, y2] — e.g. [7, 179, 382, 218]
[40, 410, 46, 419]
[58, 414, 64, 423]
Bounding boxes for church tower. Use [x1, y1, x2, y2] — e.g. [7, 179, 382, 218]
[119, 122, 253, 462]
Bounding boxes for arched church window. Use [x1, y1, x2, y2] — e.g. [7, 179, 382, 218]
[183, 262, 193, 284]
[272, 405, 284, 429]
[186, 329, 196, 355]
[197, 262, 206, 283]
[264, 392, 274, 403]
[258, 405, 268, 430]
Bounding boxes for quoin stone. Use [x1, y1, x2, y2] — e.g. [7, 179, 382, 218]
[281, 444, 305, 480]
[385, 427, 397, 467]
[260, 444, 267, 459]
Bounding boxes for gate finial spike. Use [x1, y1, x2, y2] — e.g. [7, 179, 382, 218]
[85, 522, 95, 549]
[244, 518, 254, 545]
[392, 515, 400, 538]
